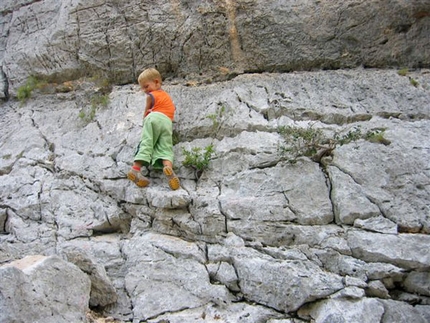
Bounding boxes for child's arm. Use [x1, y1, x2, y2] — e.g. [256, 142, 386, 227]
[143, 93, 155, 118]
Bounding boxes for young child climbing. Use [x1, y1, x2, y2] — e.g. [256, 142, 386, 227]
[127, 68, 180, 190]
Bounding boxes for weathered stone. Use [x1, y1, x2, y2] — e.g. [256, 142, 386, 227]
[354, 215, 398, 234]
[330, 286, 366, 300]
[403, 271, 430, 297]
[365, 280, 390, 299]
[146, 302, 285, 323]
[348, 230, 430, 269]
[146, 186, 192, 209]
[379, 299, 430, 323]
[2, 1, 430, 96]
[60, 246, 118, 307]
[298, 298, 385, 323]
[123, 233, 233, 321]
[0, 67, 429, 322]
[207, 261, 240, 292]
[232, 250, 344, 312]
[329, 165, 381, 225]
[0, 255, 91, 323]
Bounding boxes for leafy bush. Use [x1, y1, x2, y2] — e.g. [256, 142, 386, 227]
[278, 124, 389, 163]
[182, 144, 215, 178]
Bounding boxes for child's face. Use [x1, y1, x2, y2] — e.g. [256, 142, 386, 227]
[140, 79, 160, 93]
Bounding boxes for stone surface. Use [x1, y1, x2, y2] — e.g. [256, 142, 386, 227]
[1, 0, 429, 96]
[1, 2, 430, 322]
[0, 50, 430, 323]
[0, 256, 91, 323]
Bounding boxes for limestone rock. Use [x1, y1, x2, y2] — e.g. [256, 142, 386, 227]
[0, 255, 91, 323]
[403, 271, 430, 297]
[298, 298, 385, 323]
[0, 68, 429, 322]
[1, 1, 429, 96]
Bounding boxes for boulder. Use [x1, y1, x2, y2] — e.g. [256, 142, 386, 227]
[0, 255, 91, 323]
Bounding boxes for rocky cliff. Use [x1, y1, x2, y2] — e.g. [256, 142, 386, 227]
[1, 1, 430, 323]
[1, 0, 430, 98]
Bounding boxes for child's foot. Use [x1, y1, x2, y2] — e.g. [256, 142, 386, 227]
[163, 166, 180, 190]
[127, 168, 150, 187]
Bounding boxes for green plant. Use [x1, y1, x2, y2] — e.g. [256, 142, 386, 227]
[397, 68, 419, 87]
[79, 93, 110, 123]
[409, 77, 419, 87]
[398, 68, 408, 76]
[206, 104, 230, 137]
[79, 105, 97, 122]
[278, 124, 390, 163]
[278, 124, 331, 162]
[91, 93, 110, 108]
[182, 144, 215, 177]
[364, 128, 391, 145]
[17, 76, 44, 102]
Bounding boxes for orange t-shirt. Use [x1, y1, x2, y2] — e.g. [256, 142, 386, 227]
[146, 89, 175, 121]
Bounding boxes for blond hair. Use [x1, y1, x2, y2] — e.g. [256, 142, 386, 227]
[138, 68, 162, 86]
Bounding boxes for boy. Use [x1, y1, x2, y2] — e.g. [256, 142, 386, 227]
[127, 68, 180, 190]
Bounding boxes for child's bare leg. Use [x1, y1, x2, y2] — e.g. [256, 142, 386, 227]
[162, 160, 173, 168]
[162, 159, 180, 190]
[133, 160, 143, 169]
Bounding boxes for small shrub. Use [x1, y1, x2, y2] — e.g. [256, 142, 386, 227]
[17, 76, 44, 103]
[79, 105, 97, 123]
[206, 104, 232, 138]
[364, 128, 391, 145]
[409, 77, 419, 87]
[91, 93, 110, 108]
[78, 93, 110, 123]
[279, 124, 390, 163]
[182, 144, 215, 178]
[397, 68, 408, 76]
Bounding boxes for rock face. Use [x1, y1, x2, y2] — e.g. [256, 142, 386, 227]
[1, 0, 429, 96]
[1, 68, 429, 322]
[1, 1, 430, 323]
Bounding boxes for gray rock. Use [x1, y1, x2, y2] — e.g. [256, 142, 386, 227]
[403, 271, 430, 297]
[2, 1, 430, 95]
[354, 216, 398, 234]
[60, 246, 118, 307]
[123, 233, 233, 321]
[232, 249, 344, 312]
[0, 255, 91, 323]
[348, 230, 430, 269]
[379, 299, 430, 323]
[298, 298, 385, 323]
[0, 67, 429, 322]
[365, 280, 390, 299]
[329, 165, 381, 225]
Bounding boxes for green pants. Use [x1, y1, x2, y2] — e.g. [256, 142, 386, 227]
[134, 112, 174, 169]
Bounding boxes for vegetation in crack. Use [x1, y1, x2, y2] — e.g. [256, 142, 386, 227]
[78, 92, 110, 124]
[398, 68, 419, 87]
[17, 76, 47, 104]
[206, 102, 234, 139]
[180, 103, 227, 178]
[278, 123, 390, 164]
[182, 144, 215, 179]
